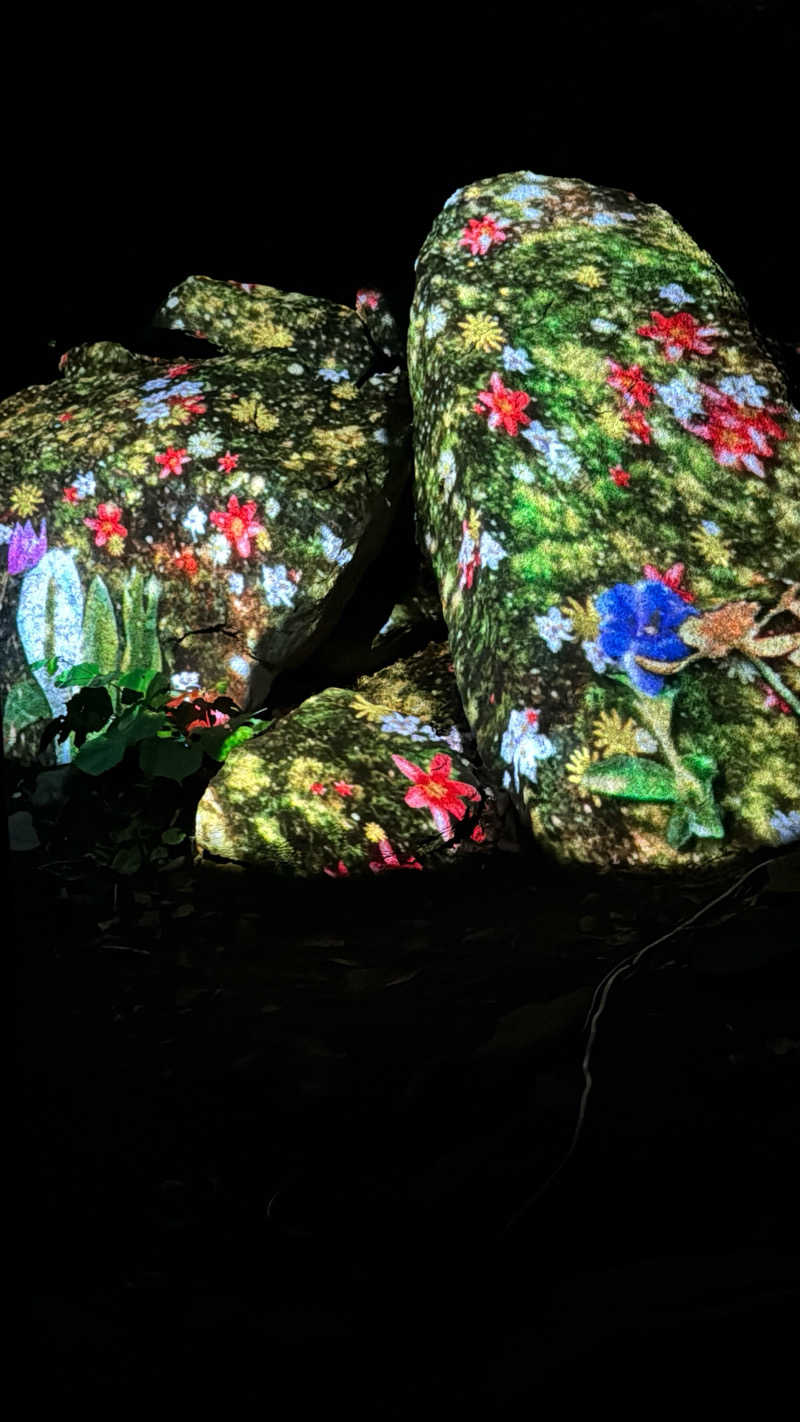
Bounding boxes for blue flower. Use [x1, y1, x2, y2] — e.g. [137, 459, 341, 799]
[319, 524, 353, 566]
[511, 460, 536, 485]
[182, 505, 207, 539]
[228, 655, 251, 679]
[522, 206, 543, 221]
[262, 564, 297, 608]
[443, 188, 463, 209]
[504, 182, 546, 203]
[594, 580, 699, 696]
[0, 523, 13, 545]
[770, 809, 800, 844]
[701, 520, 721, 536]
[227, 572, 245, 596]
[74, 472, 96, 498]
[479, 531, 507, 571]
[380, 712, 422, 737]
[501, 344, 533, 373]
[168, 380, 204, 398]
[318, 367, 350, 383]
[141, 377, 170, 391]
[589, 212, 618, 227]
[655, 376, 704, 423]
[137, 402, 170, 424]
[718, 374, 769, 408]
[264, 496, 280, 519]
[439, 449, 457, 495]
[535, 606, 575, 653]
[658, 283, 695, 305]
[582, 639, 610, 674]
[521, 422, 581, 481]
[590, 317, 618, 334]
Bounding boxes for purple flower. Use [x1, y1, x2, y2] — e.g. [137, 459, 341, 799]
[594, 580, 698, 696]
[7, 519, 48, 575]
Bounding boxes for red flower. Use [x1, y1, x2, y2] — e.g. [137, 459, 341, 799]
[685, 385, 785, 478]
[760, 682, 791, 714]
[57, 411, 74, 424]
[287, 568, 301, 584]
[58, 352, 69, 371]
[209, 495, 263, 558]
[309, 782, 326, 795]
[356, 289, 380, 310]
[473, 372, 532, 436]
[470, 824, 487, 844]
[332, 781, 354, 797]
[458, 520, 481, 590]
[368, 838, 423, 873]
[62, 486, 79, 503]
[324, 860, 350, 878]
[83, 502, 127, 547]
[643, 562, 695, 602]
[459, 215, 508, 256]
[609, 465, 631, 487]
[174, 548, 199, 577]
[155, 445, 191, 479]
[622, 407, 652, 444]
[217, 451, 240, 473]
[391, 751, 481, 839]
[636, 311, 717, 361]
[166, 695, 231, 733]
[169, 394, 206, 418]
[167, 362, 194, 377]
[606, 360, 654, 407]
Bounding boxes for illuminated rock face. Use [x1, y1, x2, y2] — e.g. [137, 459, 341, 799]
[194, 684, 492, 876]
[0, 281, 409, 765]
[408, 172, 800, 867]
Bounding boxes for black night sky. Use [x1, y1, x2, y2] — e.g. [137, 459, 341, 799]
[9, 4, 799, 1412]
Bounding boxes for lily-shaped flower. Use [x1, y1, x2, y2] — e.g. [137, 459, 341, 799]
[7, 518, 47, 575]
[473, 373, 532, 436]
[209, 495, 263, 558]
[458, 214, 510, 256]
[642, 561, 695, 603]
[636, 311, 718, 361]
[391, 751, 481, 839]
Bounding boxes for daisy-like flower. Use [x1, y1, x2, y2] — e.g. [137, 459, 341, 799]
[438, 449, 457, 496]
[501, 344, 533, 373]
[186, 430, 224, 459]
[458, 313, 504, 353]
[182, 504, 207, 539]
[262, 564, 298, 608]
[424, 305, 448, 339]
[535, 606, 575, 653]
[658, 283, 695, 305]
[74, 471, 96, 498]
[655, 375, 705, 422]
[718, 374, 769, 408]
[319, 524, 353, 566]
[10, 482, 44, 519]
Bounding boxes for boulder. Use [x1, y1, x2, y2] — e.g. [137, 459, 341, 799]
[1, 281, 410, 765]
[408, 172, 800, 867]
[194, 684, 492, 876]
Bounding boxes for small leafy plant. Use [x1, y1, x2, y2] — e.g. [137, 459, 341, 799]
[31, 658, 265, 875]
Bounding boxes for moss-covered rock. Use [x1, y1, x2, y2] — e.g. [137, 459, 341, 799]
[408, 172, 800, 868]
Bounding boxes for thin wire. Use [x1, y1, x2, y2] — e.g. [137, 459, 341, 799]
[498, 855, 778, 1241]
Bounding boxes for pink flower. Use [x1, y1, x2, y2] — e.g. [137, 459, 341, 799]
[209, 495, 263, 558]
[83, 502, 127, 547]
[609, 465, 631, 487]
[217, 451, 240, 473]
[368, 838, 423, 873]
[643, 562, 695, 603]
[155, 446, 191, 479]
[391, 751, 481, 839]
[459, 215, 508, 257]
[324, 860, 350, 878]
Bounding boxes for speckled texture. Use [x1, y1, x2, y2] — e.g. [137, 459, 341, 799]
[408, 172, 800, 867]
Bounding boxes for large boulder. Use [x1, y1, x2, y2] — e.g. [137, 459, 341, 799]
[194, 684, 493, 876]
[408, 172, 800, 868]
[1, 281, 409, 765]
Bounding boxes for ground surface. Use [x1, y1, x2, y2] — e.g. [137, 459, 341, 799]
[14, 827, 799, 1410]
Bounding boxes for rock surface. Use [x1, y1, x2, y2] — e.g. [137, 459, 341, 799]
[408, 171, 800, 867]
[1, 281, 410, 765]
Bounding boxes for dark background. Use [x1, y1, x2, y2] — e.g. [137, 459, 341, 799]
[9, 3, 800, 1412]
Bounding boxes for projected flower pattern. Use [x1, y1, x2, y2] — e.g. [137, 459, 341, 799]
[408, 172, 800, 863]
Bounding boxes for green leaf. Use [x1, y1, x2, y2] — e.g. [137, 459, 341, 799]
[161, 827, 186, 845]
[28, 656, 60, 676]
[111, 845, 143, 875]
[144, 672, 172, 709]
[54, 661, 101, 687]
[191, 720, 262, 762]
[73, 730, 129, 775]
[81, 575, 120, 677]
[139, 737, 203, 782]
[667, 808, 693, 849]
[582, 755, 679, 802]
[116, 707, 166, 746]
[3, 678, 51, 729]
[118, 667, 157, 692]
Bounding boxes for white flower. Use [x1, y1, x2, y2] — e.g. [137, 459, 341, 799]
[701, 520, 721, 535]
[182, 504, 207, 539]
[319, 524, 353, 566]
[287, 363, 304, 375]
[634, 727, 659, 754]
[187, 430, 224, 458]
[443, 189, 463, 209]
[227, 572, 245, 596]
[583, 640, 610, 674]
[500, 708, 556, 793]
[521, 421, 581, 481]
[209, 533, 231, 566]
[655, 375, 704, 423]
[438, 449, 457, 496]
[770, 809, 800, 844]
[511, 460, 536, 485]
[170, 671, 199, 693]
[718, 374, 769, 408]
[501, 345, 533, 373]
[262, 564, 297, 608]
[424, 305, 448, 339]
[318, 367, 350, 383]
[535, 607, 575, 653]
[373, 429, 389, 444]
[444, 726, 463, 753]
[228, 655, 251, 678]
[74, 472, 96, 498]
[726, 654, 758, 684]
[658, 283, 695, 305]
[590, 317, 618, 334]
[589, 212, 618, 227]
[479, 531, 507, 571]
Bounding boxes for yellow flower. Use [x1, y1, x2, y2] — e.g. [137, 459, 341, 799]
[595, 407, 629, 441]
[10, 481, 43, 518]
[558, 342, 605, 383]
[286, 756, 327, 793]
[690, 525, 732, 567]
[364, 822, 387, 843]
[231, 397, 280, 432]
[331, 381, 358, 401]
[466, 506, 481, 541]
[350, 692, 387, 721]
[248, 319, 293, 348]
[254, 528, 272, 552]
[455, 284, 481, 308]
[565, 744, 598, 785]
[570, 264, 604, 289]
[457, 313, 504, 353]
[593, 708, 642, 757]
[561, 596, 600, 642]
[106, 534, 125, 558]
[313, 425, 366, 457]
